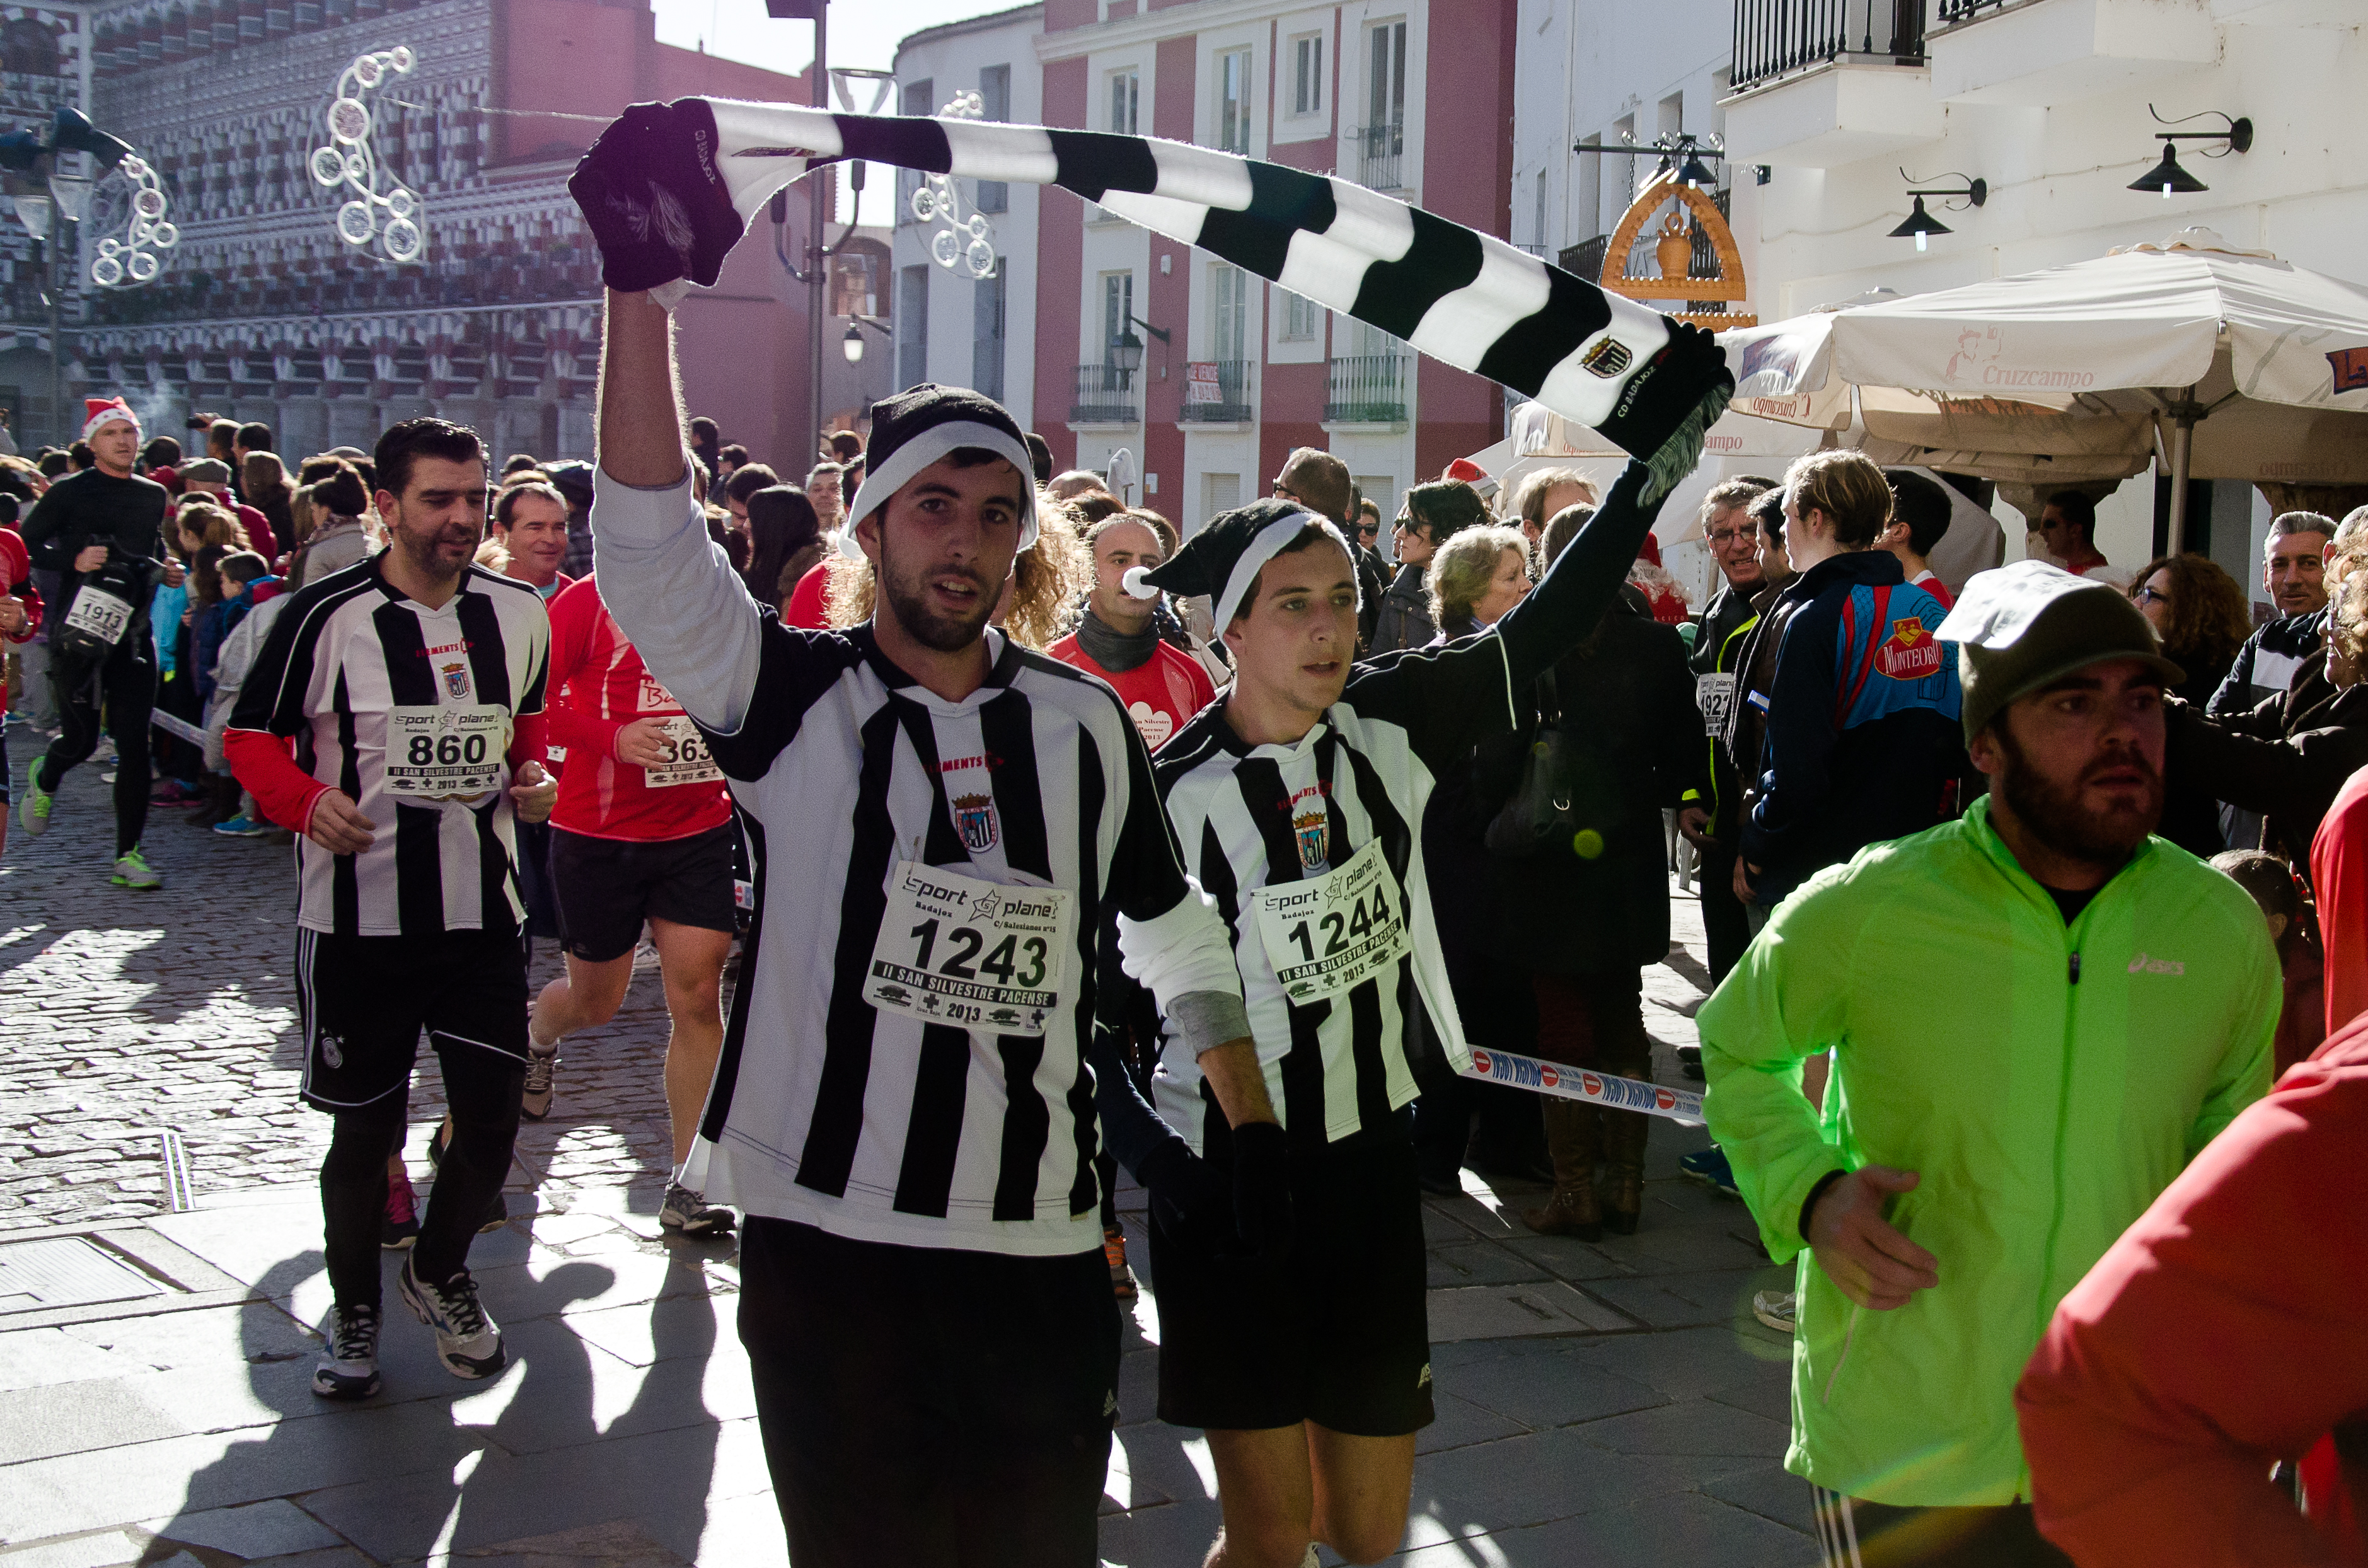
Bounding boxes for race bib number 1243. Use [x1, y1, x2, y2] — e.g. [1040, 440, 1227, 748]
[865, 861, 1073, 1037]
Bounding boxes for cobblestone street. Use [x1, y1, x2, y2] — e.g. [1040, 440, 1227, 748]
[3, 741, 1813, 1566]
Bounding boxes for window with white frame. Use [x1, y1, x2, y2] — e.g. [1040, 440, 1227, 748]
[1107, 67, 1140, 135]
[1210, 263, 1249, 362]
[1281, 289, 1322, 342]
[1215, 48, 1252, 154]
[1290, 32, 1323, 117]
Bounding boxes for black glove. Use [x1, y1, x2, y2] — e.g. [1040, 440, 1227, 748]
[566, 99, 750, 295]
[1135, 1139, 1231, 1253]
[1597, 318, 1733, 504]
[1228, 1121, 1294, 1262]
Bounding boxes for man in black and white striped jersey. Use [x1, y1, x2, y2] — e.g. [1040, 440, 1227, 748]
[226, 417, 558, 1401]
[590, 288, 1285, 1568]
[1093, 331, 1728, 1568]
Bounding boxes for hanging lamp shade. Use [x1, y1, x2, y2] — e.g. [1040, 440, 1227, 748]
[1888, 194, 1950, 251]
[2129, 140, 2208, 197]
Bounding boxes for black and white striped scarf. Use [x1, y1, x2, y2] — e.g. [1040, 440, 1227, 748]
[569, 99, 1730, 500]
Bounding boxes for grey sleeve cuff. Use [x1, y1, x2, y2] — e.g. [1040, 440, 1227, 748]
[1169, 990, 1252, 1059]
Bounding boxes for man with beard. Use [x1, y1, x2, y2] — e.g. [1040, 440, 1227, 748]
[226, 417, 557, 1400]
[1701, 559, 2277, 1568]
[587, 290, 1272, 1568]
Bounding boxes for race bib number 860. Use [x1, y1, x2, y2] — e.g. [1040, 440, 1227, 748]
[384, 706, 508, 800]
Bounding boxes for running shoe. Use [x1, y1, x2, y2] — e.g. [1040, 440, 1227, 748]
[312, 1303, 383, 1399]
[111, 846, 163, 889]
[398, 1258, 506, 1380]
[381, 1169, 420, 1250]
[1105, 1226, 1137, 1301]
[1678, 1145, 1740, 1199]
[151, 778, 202, 807]
[660, 1182, 734, 1236]
[1753, 1289, 1797, 1335]
[212, 813, 273, 838]
[18, 772, 52, 836]
[519, 1042, 559, 1121]
[1677, 1042, 1706, 1082]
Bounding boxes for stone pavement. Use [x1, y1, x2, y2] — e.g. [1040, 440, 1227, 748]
[2, 744, 1814, 1566]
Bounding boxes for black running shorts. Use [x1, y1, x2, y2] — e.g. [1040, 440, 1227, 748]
[738, 1218, 1119, 1567]
[294, 925, 529, 1111]
[1150, 1112, 1435, 1437]
[548, 822, 737, 962]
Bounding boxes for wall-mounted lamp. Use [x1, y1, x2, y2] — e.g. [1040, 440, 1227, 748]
[1573, 132, 1728, 192]
[2127, 104, 2251, 199]
[1890, 170, 1987, 252]
[1109, 314, 1170, 388]
[841, 314, 889, 365]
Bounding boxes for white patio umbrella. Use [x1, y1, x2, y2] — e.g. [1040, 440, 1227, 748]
[1719, 228, 2368, 550]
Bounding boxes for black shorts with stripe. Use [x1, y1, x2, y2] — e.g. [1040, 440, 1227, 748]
[294, 925, 528, 1111]
[1148, 1109, 1433, 1437]
[1809, 1488, 2072, 1568]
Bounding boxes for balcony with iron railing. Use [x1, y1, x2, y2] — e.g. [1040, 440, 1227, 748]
[1068, 364, 1139, 425]
[1353, 122, 1404, 191]
[1324, 354, 1410, 427]
[1179, 359, 1254, 424]
[1731, 0, 1927, 95]
[1722, 0, 1942, 169]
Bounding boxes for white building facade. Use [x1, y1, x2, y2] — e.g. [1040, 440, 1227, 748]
[891, 4, 1046, 436]
[1515, 0, 2367, 606]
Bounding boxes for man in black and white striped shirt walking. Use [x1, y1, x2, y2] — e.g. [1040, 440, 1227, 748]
[226, 418, 558, 1402]
[590, 288, 1283, 1567]
[1094, 331, 1729, 1567]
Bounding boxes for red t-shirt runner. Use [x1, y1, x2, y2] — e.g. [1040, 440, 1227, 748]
[545, 576, 732, 840]
[1047, 631, 1217, 752]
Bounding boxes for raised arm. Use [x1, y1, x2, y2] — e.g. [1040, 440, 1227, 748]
[1495, 460, 1673, 689]
[590, 288, 763, 732]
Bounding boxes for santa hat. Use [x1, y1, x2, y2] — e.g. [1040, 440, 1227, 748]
[1125, 497, 1354, 630]
[1443, 457, 1498, 501]
[1635, 532, 1664, 568]
[82, 396, 139, 442]
[839, 383, 1038, 560]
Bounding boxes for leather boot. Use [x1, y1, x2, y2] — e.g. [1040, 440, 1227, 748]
[1521, 1100, 1602, 1240]
[1600, 1099, 1651, 1236]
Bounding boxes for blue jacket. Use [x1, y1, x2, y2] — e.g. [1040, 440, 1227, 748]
[1740, 549, 1965, 904]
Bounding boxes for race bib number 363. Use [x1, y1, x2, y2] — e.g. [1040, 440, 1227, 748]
[1250, 839, 1411, 1004]
[644, 715, 724, 788]
[866, 861, 1073, 1037]
[384, 705, 509, 800]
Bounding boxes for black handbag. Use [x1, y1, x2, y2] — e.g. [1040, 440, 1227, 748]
[1484, 668, 1580, 858]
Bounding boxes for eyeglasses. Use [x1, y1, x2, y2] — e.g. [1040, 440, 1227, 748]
[2134, 586, 2169, 607]
[1706, 527, 1756, 547]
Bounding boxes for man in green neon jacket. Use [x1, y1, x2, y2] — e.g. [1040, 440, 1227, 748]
[1702, 560, 2277, 1568]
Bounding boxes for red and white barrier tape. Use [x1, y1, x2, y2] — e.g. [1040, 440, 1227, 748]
[1462, 1046, 1705, 1126]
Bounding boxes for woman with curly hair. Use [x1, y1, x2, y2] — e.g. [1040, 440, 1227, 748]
[2129, 553, 2251, 707]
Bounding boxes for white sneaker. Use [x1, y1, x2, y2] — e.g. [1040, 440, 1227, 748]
[313, 1303, 381, 1399]
[1753, 1289, 1797, 1335]
[660, 1182, 734, 1236]
[519, 1042, 559, 1121]
[399, 1258, 507, 1379]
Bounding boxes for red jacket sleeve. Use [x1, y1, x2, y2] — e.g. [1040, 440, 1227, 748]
[2313, 766, 2368, 1038]
[2015, 1027, 2368, 1568]
[507, 710, 548, 773]
[541, 577, 623, 761]
[0, 527, 37, 642]
[226, 727, 330, 834]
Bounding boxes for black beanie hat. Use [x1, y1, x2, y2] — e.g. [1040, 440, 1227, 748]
[1131, 497, 1355, 627]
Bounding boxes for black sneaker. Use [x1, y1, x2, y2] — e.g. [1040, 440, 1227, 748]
[398, 1259, 506, 1380]
[313, 1303, 382, 1399]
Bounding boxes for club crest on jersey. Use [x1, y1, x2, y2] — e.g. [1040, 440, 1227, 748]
[439, 660, 471, 700]
[1293, 810, 1329, 872]
[954, 792, 999, 853]
[1875, 616, 1944, 680]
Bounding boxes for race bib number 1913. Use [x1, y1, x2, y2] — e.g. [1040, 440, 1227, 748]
[865, 860, 1073, 1037]
[1250, 838, 1411, 1005]
[62, 587, 134, 647]
[384, 705, 509, 800]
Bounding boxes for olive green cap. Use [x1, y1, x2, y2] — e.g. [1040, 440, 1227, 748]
[1936, 560, 2185, 742]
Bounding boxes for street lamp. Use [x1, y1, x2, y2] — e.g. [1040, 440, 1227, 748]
[2126, 105, 2251, 199]
[1109, 313, 1167, 390]
[1890, 170, 1986, 252]
[841, 314, 889, 364]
